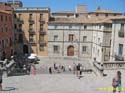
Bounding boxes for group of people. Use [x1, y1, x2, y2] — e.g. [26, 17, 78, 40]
[48, 63, 66, 74]
[48, 63, 84, 77]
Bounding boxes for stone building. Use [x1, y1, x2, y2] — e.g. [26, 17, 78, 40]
[110, 16, 125, 61]
[13, 7, 50, 56]
[48, 6, 122, 62]
[0, 2, 13, 60]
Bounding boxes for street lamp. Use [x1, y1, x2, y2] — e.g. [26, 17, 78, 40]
[75, 39, 79, 63]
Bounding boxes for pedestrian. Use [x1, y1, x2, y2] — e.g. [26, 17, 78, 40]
[49, 67, 52, 74]
[68, 65, 72, 71]
[31, 64, 36, 75]
[112, 71, 122, 93]
[73, 62, 77, 74]
[54, 63, 57, 70]
[76, 63, 81, 79]
[0, 67, 3, 91]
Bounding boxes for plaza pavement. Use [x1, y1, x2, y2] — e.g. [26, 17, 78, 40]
[1, 70, 125, 93]
[1, 57, 125, 93]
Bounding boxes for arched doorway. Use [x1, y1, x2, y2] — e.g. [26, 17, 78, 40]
[23, 45, 28, 54]
[67, 45, 74, 56]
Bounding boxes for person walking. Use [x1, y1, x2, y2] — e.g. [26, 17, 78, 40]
[76, 63, 81, 79]
[112, 71, 122, 93]
[49, 67, 52, 74]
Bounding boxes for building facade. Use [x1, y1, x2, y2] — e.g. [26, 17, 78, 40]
[13, 7, 50, 56]
[0, 3, 13, 60]
[110, 17, 125, 61]
[48, 6, 122, 62]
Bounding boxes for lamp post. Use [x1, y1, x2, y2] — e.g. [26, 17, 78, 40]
[75, 39, 79, 63]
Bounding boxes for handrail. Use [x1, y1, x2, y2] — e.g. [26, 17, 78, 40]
[103, 62, 125, 70]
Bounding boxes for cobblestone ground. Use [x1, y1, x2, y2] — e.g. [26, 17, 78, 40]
[1, 57, 125, 93]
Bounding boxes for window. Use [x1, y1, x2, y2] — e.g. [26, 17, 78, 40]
[82, 46, 87, 53]
[29, 34, 35, 42]
[9, 16, 11, 21]
[19, 24, 22, 28]
[29, 14, 33, 22]
[54, 35, 58, 41]
[29, 24, 33, 29]
[98, 49, 100, 56]
[14, 14, 16, 18]
[29, 14, 32, 18]
[99, 25, 101, 29]
[5, 27, 7, 32]
[121, 23, 124, 30]
[110, 39, 111, 45]
[118, 23, 124, 38]
[18, 34, 23, 43]
[75, 14, 79, 18]
[105, 14, 108, 17]
[39, 44, 44, 51]
[10, 37, 12, 46]
[14, 24, 17, 29]
[1, 27, 3, 32]
[93, 47, 95, 53]
[96, 13, 99, 16]
[118, 44, 123, 56]
[54, 25, 57, 29]
[114, 14, 116, 16]
[83, 36, 87, 42]
[19, 14, 21, 19]
[40, 14, 43, 20]
[39, 35, 44, 42]
[5, 16, 7, 21]
[1, 15, 3, 21]
[69, 34, 74, 42]
[98, 38, 100, 43]
[67, 14, 70, 17]
[2, 40, 4, 48]
[69, 25, 72, 29]
[84, 25, 87, 30]
[40, 24, 43, 30]
[5, 39, 8, 47]
[53, 45, 59, 53]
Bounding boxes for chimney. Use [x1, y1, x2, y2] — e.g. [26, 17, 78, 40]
[97, 6, 101, 10]
[76, 5, 87, 13]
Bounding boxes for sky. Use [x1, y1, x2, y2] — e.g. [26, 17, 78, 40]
[2, 0, 125, 13]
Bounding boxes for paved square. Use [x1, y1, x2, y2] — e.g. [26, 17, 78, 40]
[1, 69, 125, 93]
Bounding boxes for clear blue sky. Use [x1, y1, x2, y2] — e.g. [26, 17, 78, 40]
[4, 0, 125, 13]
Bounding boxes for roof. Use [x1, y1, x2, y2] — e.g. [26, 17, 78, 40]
[89, 9, 122, 14]
[52, 11, 75, 14]
[0, 9, 11, 14]
[110, 16, 125, 20]
[49, 16, 112, 24]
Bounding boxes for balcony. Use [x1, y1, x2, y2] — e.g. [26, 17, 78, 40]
[28, 18, 35, 24]
[29, 39, 37, 45]
[39, 30, 46, 35]
[39, 40, 46, 45]
[104, 27, 112, 31]
[39, 19, 45, 24]
[29, 28, 35, 34]
[17, 29, 24, 33]
[115, 55, 124, 61]
[103, 62, 125, 70]
[17, 18, 24, 24]
[118, 31, 124, 38]
[17, 39, 23, 43]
